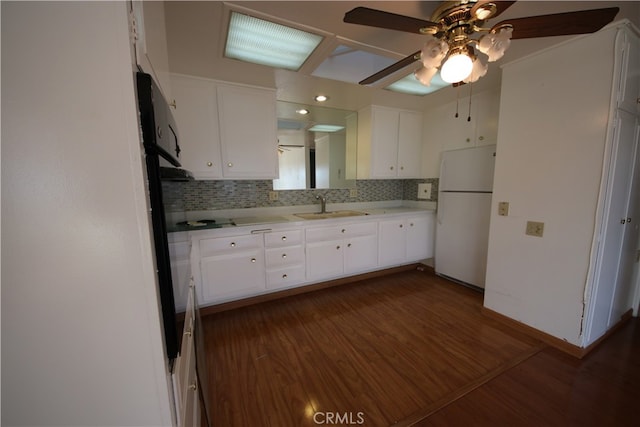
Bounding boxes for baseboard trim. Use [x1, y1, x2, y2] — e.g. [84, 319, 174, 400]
[481, 307, 633, 359]
[199, 264, 422, 316]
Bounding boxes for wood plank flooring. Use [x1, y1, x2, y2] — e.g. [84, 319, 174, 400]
[200, 269, 640, 426]
[201, 269, 555, 426]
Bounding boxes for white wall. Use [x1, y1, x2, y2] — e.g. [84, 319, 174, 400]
[1, 2, 174, 425]
[483, 26, 619, 346]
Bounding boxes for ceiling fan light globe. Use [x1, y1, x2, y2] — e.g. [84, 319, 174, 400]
[415, 66, 438, 86]
[464, 55, 488, 83]
[478, 27, 513, 62]
[420, 37, 449, 69]
[440, 52, 473, 83]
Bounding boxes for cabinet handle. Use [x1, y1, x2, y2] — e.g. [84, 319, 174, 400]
[230, 242, 236, 247]
[621, 218, 627, 224]
[184, 328, 192, 337]
[227, 162, 233, 167]
[169, 100, 177, 109]
[390, 166, 394, 170]
[479, 136, 485, 141]
[400, 166, 404, 170]
[336, 245, 341, 250]
[251, 258, 256, 263]
[341, 229, 346, 233]
[410, 223, 414, 227]
[207, 162, 213, 167]
[282, 274, 288, 279]
[466, 138, 471, 142]
[282, 253, 287, 259]
[399, 224, 403, 228]
[347, 243, 352, 248]
[188, 383, 197, 391]
[627, 217, 632, 223]
[281, 236, 287, 241]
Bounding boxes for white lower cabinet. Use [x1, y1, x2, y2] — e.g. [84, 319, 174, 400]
[264, 229, 306, 289]
[198, 234, 265, 304]
[379, 212, 435, 266]
[189, 211, 434, 306]
[168, 232, 191, 312]
[172, 285, 200, 427]
[306, 222, 378, 282]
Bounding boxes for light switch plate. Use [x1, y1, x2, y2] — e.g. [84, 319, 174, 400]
[268, 191, 278, 201]
[418, 183, 432, 200]
[498, 202, 509, 216]
[526, 221, 544, 237]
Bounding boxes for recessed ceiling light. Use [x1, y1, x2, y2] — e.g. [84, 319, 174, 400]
[314, 95, 328, 102]
[225, 11, 323, 71]
[296, 109, 310, 115]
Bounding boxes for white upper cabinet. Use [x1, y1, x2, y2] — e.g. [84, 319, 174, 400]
[357, 106, 423, 179]
[169, 74, 278, 180]
[132, 1, 172, 98]
[170, 75, 222, 179]
[424, 89, 500, 152]
[217, 83, 278, 179]
[616, 30, 640, 115]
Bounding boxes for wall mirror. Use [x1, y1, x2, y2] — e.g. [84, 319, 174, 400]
[274, 101, 357, 190]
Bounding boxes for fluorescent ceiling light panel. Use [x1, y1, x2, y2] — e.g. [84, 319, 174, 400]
[308, 124, 345, 132]
[225, 12, 323, 70]
[312, 45, 397, 84]
[386, 72, 449, 96]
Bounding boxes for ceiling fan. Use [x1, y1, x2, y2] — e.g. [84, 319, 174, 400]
[343, 1, 619, 86]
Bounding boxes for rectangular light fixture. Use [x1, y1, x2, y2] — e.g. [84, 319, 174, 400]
[386, 72, 449, 96]
[225, 11, 323, 71]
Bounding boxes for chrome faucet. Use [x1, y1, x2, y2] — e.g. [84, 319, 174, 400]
[315, 194, 327, 213]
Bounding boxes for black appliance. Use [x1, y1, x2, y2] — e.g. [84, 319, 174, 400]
[136, 72, 210, 426]
[136, 71, 184, 360]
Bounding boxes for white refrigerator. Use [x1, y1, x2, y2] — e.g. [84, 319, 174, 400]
[435, 145, 496, 289]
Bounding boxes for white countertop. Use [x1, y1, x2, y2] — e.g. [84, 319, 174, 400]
[167, 200, 436, 231]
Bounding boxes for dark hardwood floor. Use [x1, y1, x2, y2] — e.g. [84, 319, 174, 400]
[200, 269, 639, 426]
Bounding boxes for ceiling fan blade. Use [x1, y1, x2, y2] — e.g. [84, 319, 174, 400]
[493, 7, 619, 39]
[344, 7, 439, 35]
[359, 50, 421, 85]
[470, 1, 517, 20]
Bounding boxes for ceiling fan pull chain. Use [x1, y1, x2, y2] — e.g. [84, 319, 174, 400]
[467, 83, 473, 122]
[455, 85, 460, 118]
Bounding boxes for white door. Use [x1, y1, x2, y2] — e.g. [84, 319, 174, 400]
[609, 112, 640, 324]
[587, 109, 639, 342]
[435, 192, 492, 288]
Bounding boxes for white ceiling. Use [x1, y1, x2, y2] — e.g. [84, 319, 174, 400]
[165, 1, 640, 111]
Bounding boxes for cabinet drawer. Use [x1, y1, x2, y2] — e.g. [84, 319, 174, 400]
[264, 229, 303, 247]
[199, 234, 262, 257]
[266, 265, 306, 289]
[265, 245, 304, 268]
[306, 222, 376, 242]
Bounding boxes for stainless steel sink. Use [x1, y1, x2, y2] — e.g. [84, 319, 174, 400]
[294, 210, 368, 220]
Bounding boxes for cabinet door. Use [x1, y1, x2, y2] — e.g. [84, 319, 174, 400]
[170, 74, 222, 179]
[217, 84, 278, 179]
[370, 107, 400, 178]
[345, 234, 378, 274]
[378, 219, 407, 266]
[132, 1, 171, 98]
[406, 215, 435, 261]
[200, 249, 265, 303]
[397, 111, 423, 177]
[306, 240, 344, 281]
[473, 91, 500, 146]
[618, 32, 640, 115]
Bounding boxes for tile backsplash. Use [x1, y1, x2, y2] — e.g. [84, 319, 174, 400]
[163, 178, 438, 212]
